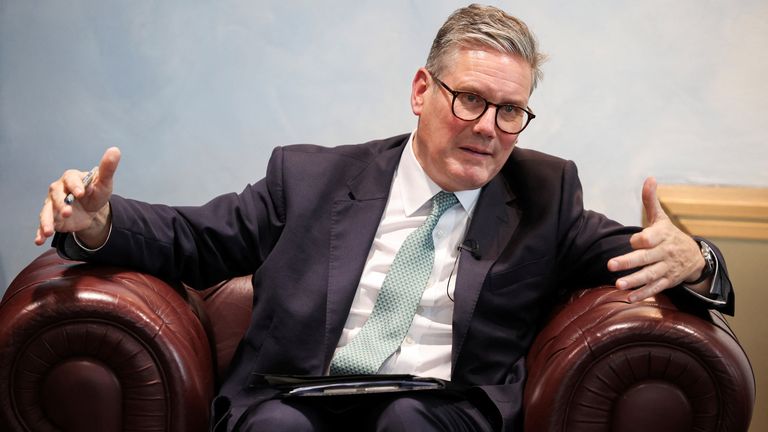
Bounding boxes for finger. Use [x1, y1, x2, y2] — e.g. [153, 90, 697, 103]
[34, 223, 52, 245]
[60, 169, 88, 202]
[615, 260, 668, 290]
[608, 247, 661, 272]
[96, 147, 121, 188]
[34, 226, 46, 245]
[36, 199, 54, 245]
[627, 278, 670, 303]
[46, 177, 77, 227]
[628, 228, 660, 250]
[642, 177, 668, 224]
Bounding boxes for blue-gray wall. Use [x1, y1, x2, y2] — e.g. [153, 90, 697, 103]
[2, 0, 767, 294]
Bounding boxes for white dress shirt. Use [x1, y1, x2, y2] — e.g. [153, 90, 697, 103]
[332, 133, 480, 380]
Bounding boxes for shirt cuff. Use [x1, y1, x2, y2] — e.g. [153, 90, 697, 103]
[71, 223, 112, 253]
[682, 252, 726, 305]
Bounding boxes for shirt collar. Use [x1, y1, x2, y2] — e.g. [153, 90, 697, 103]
[396, 132, 481, 217]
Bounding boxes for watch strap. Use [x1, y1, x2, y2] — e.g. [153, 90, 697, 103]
[687, 240, 716, 284]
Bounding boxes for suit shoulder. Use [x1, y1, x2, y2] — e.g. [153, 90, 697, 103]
[280, 133, 409, 164]
[509, 147, 570, 167]
[502, 147, 579, 191]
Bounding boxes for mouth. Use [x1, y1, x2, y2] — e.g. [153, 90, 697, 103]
[459, 146, 493, 158]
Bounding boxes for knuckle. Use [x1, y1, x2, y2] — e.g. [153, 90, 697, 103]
[635, 233, 654, 249]
[646, 267, 658, 282]
[641, 249, 653, 263]
[654, 279, 669, 294]
[641, 234, 653, 248]
[617, 256, 629, 269]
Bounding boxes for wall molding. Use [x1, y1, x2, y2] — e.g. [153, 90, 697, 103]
[656, 185, 768, 240]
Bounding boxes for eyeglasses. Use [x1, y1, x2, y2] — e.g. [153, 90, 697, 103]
[432, 76, 535, 134]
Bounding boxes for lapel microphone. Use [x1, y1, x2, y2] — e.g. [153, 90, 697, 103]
[458, 238, 481, 259]
[448, 238, 481, 301]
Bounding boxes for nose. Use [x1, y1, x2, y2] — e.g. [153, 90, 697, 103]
[472, 106, 497, 137]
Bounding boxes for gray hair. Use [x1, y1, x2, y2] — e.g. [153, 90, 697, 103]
[425, 4, 546, 92]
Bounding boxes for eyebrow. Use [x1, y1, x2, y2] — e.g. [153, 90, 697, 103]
[454, 83, 528, 107]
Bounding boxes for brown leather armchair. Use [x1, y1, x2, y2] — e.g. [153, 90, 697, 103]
[0, 250, 755, 431]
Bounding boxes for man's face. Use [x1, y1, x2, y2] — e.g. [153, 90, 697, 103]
[411, 48, 533, 192]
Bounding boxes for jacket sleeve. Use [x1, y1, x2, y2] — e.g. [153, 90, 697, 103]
[53, 147, 288, 289]
[552, 161, 734, 314]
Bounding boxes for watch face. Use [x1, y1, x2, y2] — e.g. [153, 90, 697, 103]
[700, 241, 715, 274]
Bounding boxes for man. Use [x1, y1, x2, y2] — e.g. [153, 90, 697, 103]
[35, 4, 732, 431]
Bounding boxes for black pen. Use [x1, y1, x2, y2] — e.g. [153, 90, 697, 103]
[64, 166, 98, 205]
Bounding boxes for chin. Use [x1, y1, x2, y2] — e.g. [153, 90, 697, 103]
[438, 160, 496, 191]
[459, 168, 495, 188]
[446, 175, 490, 191]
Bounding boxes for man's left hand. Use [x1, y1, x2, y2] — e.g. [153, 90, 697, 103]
[607, 177, 707, 303]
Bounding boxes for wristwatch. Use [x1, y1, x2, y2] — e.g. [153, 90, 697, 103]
[688, 240, 716, 284]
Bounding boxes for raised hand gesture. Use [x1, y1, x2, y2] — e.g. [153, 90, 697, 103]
[608, 177, 708, 302]
[35, 147, 121, 248]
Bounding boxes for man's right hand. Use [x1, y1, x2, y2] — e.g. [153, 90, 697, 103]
[35, 147, 121, 248]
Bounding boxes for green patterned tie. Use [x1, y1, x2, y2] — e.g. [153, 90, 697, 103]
[330, 191, 459, 375]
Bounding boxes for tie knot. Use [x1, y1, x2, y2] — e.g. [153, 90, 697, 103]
[431, 191, 458, 219]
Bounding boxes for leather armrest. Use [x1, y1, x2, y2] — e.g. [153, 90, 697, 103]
[0, 250, 215, 432]
[524, 286, 754, 432]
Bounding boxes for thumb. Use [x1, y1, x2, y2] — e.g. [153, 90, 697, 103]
[96, 147, 121, 188]
[642, 176, 667, 224]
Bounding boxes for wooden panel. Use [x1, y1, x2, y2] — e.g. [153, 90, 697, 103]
[656, 185, 768, 240]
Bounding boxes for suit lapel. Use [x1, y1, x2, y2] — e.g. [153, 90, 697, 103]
[324, 142, 406, 366]
[451, 173, 520, 369]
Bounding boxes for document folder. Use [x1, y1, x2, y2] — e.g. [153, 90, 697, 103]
[253, 374, 459, 398]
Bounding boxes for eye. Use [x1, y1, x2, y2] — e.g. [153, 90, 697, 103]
[459, 92, 484, 106]
[498, 105, 524, 118]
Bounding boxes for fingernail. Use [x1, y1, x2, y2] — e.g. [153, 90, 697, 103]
[616, 280, 627, 289]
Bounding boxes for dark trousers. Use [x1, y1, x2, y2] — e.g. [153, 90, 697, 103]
[232, 391, 498, 431]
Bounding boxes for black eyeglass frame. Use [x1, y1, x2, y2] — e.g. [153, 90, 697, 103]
[432, 76, 536, 135]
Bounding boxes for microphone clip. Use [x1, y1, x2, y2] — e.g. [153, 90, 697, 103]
[458, 239, 481, 259]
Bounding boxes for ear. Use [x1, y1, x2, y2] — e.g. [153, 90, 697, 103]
[410, 68, 431, 116]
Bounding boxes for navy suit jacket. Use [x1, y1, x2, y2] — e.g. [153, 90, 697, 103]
[55, 133, 733, 431]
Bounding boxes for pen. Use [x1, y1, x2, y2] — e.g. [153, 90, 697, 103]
[64, 166, 98, 205]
